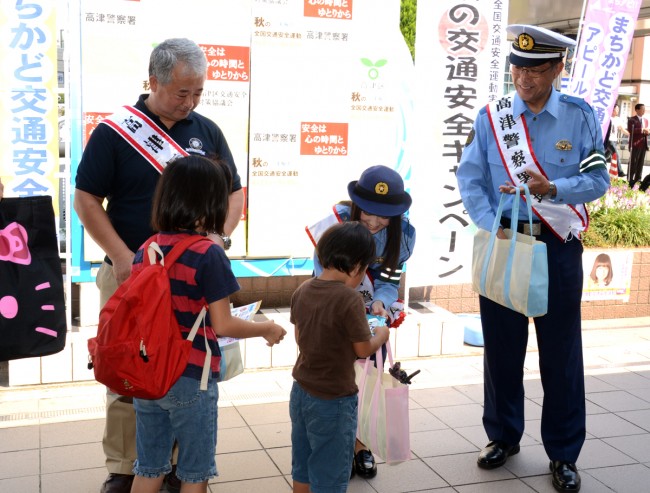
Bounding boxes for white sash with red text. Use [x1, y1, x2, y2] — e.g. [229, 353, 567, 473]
[487, 94, 588, 240]
[101, 105, 188, 174]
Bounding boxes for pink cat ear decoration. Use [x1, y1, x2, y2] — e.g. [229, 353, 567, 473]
[0, 222, 31, 265]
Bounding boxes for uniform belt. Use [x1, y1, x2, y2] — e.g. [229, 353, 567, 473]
[501, 218, 544, 236]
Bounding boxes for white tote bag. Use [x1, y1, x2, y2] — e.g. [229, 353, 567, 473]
[472, 184, 549, 317]
[355, 340, 411, 464]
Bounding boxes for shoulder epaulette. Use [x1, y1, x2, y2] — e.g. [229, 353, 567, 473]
[558, 94, 593, 112]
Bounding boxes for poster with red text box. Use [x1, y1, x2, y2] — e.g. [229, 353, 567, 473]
[73, 0, 252, 274]
[304, 0, 353, 20]
[83, 112, 112, 147]
[203, 45, 251, 83]
[300, 122, 349, 156]
[247, 0, 416, 259]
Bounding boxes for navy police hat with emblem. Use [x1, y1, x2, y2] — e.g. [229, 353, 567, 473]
[507, 24, 575, 67]
[348, 165, 412, 217]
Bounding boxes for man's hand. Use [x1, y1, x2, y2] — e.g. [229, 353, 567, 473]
[112, 251, 135, 285]
[498, 168, 551, 197]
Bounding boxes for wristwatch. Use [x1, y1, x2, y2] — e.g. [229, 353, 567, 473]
[219, 235, 232, 251]
[545, 181, 557, 199]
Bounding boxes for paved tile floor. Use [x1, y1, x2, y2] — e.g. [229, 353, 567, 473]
[1, 317, 649, 492]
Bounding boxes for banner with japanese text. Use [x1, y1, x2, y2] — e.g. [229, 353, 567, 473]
[246, 0, 415, 258]
[407, 0, 509, 287]
[0, 1, 59, 211]
[71, 0, 252, 277]
[569, 0, 641, 135]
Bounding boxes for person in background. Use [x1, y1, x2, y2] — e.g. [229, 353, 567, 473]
[627, 103, 649, 185]
[457, 24, 609, 493]
[74, 38, 244, 493]
[130, 155, 285, 493]
[290, 222, 390, 493]
[607, 104, 629, 177]
[306, 164, 415, 478]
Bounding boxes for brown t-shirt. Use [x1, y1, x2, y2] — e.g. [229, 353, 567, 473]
[290, 277, 371, 399]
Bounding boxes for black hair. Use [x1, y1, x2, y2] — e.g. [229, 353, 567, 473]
[635, 103, 645, 111]
[317, 222, 375, 275]
[151, 155, 231, 234]
[345, 200, 402, 272]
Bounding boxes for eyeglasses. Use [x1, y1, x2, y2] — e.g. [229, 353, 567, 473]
[511, 64, 554, 79]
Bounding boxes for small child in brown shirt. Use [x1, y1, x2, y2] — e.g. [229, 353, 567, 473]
[289, 222, 390, 493]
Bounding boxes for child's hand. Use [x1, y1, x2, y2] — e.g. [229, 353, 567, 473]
[264, 321, 287, 347]
[370, 300, 389, 320]
[374, 325, 390, 345]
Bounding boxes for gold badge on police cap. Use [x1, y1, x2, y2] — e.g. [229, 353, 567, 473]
[518, 33, 535, 51]
[555, 139, 572, 151]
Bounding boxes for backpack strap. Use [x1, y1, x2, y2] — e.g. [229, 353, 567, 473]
[143, 234, 210, 268]
[186, 306, 211, 391]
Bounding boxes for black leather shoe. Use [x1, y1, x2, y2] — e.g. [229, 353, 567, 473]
[165, 465, 181, 493]
[100, 473, 134, 493]
[477, 441, 520, 469]
[550, 461, 581, 492]
[354, 449, 377, 478]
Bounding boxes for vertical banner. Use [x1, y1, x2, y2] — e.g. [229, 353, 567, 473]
[0, 1, 59, 209]
[569, 0, 641, 135]
[408, 0, 509, 287]
[247, 0, 415, 261]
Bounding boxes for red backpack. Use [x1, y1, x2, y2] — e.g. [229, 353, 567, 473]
[88, 235, 212, 399]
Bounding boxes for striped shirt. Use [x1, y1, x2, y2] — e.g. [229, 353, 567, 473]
[132, 231, 240, 380]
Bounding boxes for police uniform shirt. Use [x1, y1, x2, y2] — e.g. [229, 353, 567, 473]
[457, 88, 609, 232]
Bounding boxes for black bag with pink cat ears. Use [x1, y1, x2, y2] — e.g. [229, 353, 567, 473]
[0, 196, 67, 361]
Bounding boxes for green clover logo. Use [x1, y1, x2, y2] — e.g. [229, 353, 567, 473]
[361, 58, 387, 80]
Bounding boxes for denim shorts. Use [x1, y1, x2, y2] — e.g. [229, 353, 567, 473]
[290, 381, 357, 493]
[132, 376, 218, 483]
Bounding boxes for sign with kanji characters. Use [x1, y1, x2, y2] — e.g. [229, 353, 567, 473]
[568, 0, 641, 135]
[408, 0, 509, 286]
[0, 1, 60, 208]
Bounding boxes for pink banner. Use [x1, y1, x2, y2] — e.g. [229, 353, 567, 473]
[569, 0, 641, 137]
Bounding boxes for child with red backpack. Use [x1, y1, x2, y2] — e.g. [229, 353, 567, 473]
[130, 155, 286, 493]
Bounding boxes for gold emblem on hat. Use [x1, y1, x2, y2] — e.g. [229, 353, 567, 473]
[375, 182, 389, 195]
[555, 140, 572, 151]
[518, 33, 535, 51]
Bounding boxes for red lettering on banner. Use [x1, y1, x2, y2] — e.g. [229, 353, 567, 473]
[201, 45, 251, 82]
[300, 122, 348, 156]
[83, 112, 112, 146]
[304, 0, 353, 20]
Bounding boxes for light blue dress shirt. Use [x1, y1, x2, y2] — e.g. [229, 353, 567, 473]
[457, 88, 610, 232]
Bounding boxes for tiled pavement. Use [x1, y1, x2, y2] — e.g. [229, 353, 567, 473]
[1, 316, 650, 493]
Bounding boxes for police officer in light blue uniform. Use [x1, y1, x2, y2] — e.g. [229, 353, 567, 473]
[457, 25, 610, 493]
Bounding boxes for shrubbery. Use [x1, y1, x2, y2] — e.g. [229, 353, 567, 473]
[583, 178, 650, 247]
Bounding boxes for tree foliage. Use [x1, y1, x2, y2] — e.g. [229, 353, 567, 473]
[400, 0, 417, 61]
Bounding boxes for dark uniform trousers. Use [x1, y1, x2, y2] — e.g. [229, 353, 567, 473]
[479, 226, 586, 463]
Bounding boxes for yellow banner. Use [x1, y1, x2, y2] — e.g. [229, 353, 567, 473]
[0, 1, 59, 214]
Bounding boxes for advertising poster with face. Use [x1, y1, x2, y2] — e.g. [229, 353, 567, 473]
[582, 249, 633, 302]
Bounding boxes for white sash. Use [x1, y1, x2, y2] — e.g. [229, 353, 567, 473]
[305, 205, 343, 247]
[487, 94, 588, 240]
[101, 105, 188, 174]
